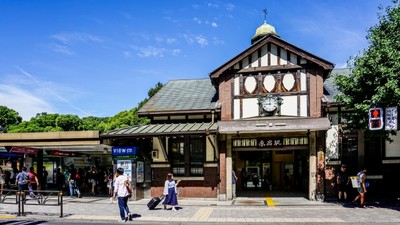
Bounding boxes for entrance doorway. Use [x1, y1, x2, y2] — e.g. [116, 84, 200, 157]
[233, 149, 308, 197]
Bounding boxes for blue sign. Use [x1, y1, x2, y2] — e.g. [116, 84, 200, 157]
[111, 146, 137, 156]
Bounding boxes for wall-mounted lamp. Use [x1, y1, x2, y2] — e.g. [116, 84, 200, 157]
[151, 150, 158, 159]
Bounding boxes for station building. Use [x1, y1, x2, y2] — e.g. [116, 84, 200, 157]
[101, 19, 335, 200]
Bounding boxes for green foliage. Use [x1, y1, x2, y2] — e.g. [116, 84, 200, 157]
[334, 1, 400, 133]
[56, 114, 82, 131]
[81, 116, 108, 131]
[1, 81, 162, 133]
[0, 105, 23, 132]
[137, 82, 164, 109]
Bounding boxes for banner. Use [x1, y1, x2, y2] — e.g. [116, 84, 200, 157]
[10, 146, 38, 155]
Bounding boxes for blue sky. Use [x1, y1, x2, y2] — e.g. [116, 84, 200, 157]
[0, 0, 394, 121]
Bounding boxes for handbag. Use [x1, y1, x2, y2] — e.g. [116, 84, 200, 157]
[125, 180, 133, 198]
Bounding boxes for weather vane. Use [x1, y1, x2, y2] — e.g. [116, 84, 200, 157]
[263, 8, 268, 21]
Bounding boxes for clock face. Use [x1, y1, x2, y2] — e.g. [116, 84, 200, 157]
[262, 97, 278, 112]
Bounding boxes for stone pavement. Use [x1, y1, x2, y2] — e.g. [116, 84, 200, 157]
[1, 195, 400, 223]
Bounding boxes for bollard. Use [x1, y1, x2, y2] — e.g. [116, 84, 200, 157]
[21, 191, 25, 216]
[17, 191, 21, 217]
[59, 191, 63, 218]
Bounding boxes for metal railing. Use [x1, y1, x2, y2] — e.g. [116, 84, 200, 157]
[0, 188, 64, 217]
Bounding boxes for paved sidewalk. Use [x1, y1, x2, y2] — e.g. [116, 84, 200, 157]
[1, 195, 400, 223]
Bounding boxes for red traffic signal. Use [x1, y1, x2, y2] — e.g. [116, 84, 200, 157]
[369, 108, 384, 130]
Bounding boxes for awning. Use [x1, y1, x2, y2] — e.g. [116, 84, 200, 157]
[218, 117, 331, 134]
[101, 122, 218, 138]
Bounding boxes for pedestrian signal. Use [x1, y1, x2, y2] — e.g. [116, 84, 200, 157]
[369, 108, 384, 130]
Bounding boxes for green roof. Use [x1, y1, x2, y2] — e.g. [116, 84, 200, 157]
[100, 122, 218, 137]
[138, 78, 218, 114]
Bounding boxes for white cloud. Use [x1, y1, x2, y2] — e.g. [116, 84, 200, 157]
[194, 17, 202, 24]
[0, 67, 91, 120]
[123, 51, 132, 58]
[130, 45, 166, 58]
[166, 38, 176, 44]
[225, 3, 235, 11]
[171, 49, 181, 56]
[207, 3, 219, 8]
[211, 22, 218, 28]
[0, 84, 54, 121]
[49, 44, 75, 55]
[195, 35, 208, 47]
[50, 32, 104, 45]
[212, 37, 224, 45]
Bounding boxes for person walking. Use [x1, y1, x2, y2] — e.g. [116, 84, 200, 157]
[42, 166, 48, 189]
[55, 168, 65, 191]
[0, 168, 5, 195]
[28, 167, 39, 198]
[232, 169, 238, 198]
[88, 166, 98, 196]
[162, 173, 180, 211]
[113, 167, 132, 223]
[107, 169, 114, 197]
[15, 167, 30, 202]
[68, 164, 81, 198]
[353, 168, 367, 208]
[336, 164, 349, 202]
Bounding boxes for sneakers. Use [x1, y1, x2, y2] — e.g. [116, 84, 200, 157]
[127, 213, 132, 221]
[118, 219, 126, 223]
[172, 207, 177, 211]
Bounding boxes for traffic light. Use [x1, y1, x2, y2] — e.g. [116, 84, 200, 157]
[369, 107, 384, 130]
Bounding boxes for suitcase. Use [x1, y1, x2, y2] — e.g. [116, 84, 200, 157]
[147, 196, 163, 210]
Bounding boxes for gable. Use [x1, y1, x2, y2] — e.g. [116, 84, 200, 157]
[209, 34, 334, 81]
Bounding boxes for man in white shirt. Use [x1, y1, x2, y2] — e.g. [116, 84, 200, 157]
[113, 168, 132, 223]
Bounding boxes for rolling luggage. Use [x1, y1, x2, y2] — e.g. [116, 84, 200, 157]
[147, 196, 163, 210]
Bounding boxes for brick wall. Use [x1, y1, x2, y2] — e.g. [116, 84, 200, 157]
[219, 74, 233, 121]
[150, 167, 219, 198]
[308, 68, 324, 118]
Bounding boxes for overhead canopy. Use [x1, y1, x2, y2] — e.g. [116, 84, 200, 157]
[218, 117, 331, 134]
[101, 122, 218, 138]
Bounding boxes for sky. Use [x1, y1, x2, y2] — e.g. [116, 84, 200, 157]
[0, 0, 395, 121]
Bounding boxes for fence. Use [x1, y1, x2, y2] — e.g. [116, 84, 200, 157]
[0, 188, 64, 217]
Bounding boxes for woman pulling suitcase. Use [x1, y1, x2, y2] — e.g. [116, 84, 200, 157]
[162, 173, 181, 211]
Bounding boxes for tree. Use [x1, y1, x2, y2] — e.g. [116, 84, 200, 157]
[334, 1, 400, 133]
[2, 81, 163, 133]
[81, 116, 108, 131]
[56, 114, 82, 131]
[0, 105, 22, 132]
[137, 82, 164, 109]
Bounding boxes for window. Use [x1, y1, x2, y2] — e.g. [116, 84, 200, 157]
[169, 135, 205, 176]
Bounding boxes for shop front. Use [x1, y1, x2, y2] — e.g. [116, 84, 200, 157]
[0, 131, 111, 189]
